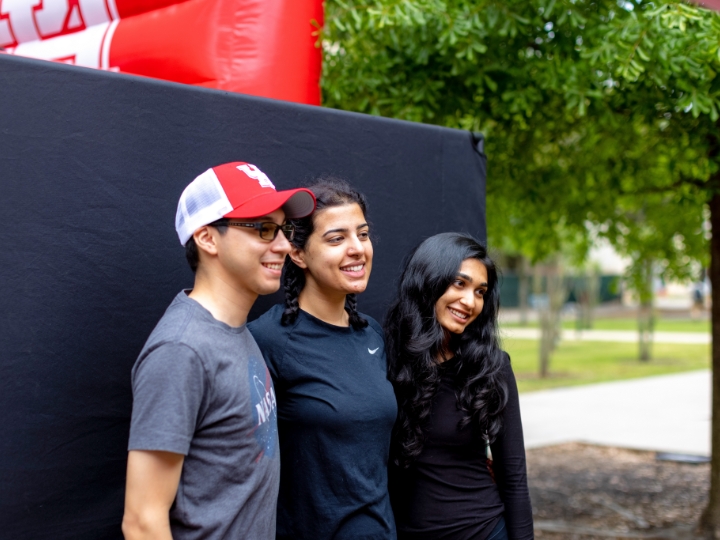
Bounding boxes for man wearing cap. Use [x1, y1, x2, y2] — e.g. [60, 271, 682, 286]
[122, 162, 315, 540]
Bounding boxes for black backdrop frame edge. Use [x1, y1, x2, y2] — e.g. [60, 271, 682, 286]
[0, 53, 486, 539]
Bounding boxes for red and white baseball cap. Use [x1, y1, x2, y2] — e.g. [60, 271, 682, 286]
[175, 162, 316, 245]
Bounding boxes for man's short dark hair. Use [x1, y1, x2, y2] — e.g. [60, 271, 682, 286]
[184, 221, 228, 273]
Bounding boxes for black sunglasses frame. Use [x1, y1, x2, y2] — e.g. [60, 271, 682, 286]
[213, 220, 295, 241]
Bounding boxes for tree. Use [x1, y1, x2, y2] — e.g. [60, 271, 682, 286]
[322, 0, 706, 363]
[321, 2, 718, 531]
[323, 0, 611, 377]
[578, 2, 719, 532]
[587, 116, 708, 360]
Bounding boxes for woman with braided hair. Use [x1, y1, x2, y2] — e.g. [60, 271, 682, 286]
[248, 178, 397, 540]
[386, 233, 533, 540]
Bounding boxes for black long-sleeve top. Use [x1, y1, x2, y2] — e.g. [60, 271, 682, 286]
[390, 353, 534, 540]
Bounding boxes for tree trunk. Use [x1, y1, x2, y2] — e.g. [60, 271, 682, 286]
[536, 263, 551, 379]
[587, 268, 599, 330]
[637, 298, 654, 362]
[539, 258, 565, 378]
[701, 192, 720, 538]
[574, 276, 587, 333]
[519, 256, 530, 326]
[539, 309, 553, 378]
[574, 270, 597, 333]
[636, 258, 655, 362]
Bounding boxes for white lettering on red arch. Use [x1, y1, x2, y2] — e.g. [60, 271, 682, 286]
[0, 0, 118, 48]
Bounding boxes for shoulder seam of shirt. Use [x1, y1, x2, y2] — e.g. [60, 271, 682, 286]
[146, 340, 210, 373]
[363, 315, 384, 341]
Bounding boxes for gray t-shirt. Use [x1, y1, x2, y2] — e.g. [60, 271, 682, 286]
[129, 291, 280, 540]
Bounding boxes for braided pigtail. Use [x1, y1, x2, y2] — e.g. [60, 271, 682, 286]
[345, 294, 368, 330]
[281, 260, 305, 326]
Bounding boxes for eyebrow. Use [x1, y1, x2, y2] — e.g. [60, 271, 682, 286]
[322, 223, 369, 238]
[457, 273, 489, 288]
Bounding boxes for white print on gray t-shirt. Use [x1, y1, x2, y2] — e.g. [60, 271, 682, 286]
[249, 355, 278, 458]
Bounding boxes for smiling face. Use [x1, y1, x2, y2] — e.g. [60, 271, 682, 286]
[434, 258, 489, 335]
[291, 203, 373, 298]
[213, 208, 292, 297]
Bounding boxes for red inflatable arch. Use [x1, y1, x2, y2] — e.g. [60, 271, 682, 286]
[1, 0, 323, 104]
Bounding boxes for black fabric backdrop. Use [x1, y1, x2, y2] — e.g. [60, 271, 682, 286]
[0, 54, 486, 539]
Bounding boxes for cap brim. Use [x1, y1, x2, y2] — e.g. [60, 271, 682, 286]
[224, 188, 316, 220]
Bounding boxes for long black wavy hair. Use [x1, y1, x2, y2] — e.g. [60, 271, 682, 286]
[281, 177, 369, 330]
[385, 232, 508, 467]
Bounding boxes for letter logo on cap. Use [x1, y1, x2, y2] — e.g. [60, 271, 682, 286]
[237, 164, 275, 189]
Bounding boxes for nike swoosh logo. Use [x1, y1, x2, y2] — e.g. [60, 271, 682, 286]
[368, 348, 379, 354]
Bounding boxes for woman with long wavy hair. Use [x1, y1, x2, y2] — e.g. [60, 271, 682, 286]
[386, 233, 533, 540]
[248, 178, 396, 540]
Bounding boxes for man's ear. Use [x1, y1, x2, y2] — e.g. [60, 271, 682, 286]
[193, 226, 219, 258]
[289, 246, 307, 269]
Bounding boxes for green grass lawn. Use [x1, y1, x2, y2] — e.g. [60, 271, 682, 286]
[502, 317, 710, 333]
[505, 338, 710, 393]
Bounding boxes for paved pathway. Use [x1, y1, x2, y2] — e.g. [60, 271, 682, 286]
[520, 370, 711, 456]
[503, 328, 710, 344]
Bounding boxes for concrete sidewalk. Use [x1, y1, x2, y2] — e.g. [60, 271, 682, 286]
[503, 327, 710, 344]
[519, 370, 711, 457]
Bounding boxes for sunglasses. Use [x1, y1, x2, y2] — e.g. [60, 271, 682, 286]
[221, 221, 295, 241]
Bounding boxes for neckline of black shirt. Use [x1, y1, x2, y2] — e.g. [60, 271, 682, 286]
[298, 308, 355, 333]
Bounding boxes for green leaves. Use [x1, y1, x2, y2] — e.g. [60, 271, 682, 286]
[321, 0, 718, 278]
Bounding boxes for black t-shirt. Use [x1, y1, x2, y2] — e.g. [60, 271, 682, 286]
[390, 354, 533, 540]
[249, 305, 397, 540]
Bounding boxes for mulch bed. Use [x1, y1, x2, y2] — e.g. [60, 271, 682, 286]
[527, 443, 709, 539]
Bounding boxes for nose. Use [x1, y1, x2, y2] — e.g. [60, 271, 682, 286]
[459, 289, 475, 309]
[346, 234, 366, 257]
[270, 231, 292, 254]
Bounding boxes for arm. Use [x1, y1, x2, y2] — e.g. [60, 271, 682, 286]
[125, 343, 206, 539]
[122, 450, 184, 540]
[490, 355, 534, 540]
